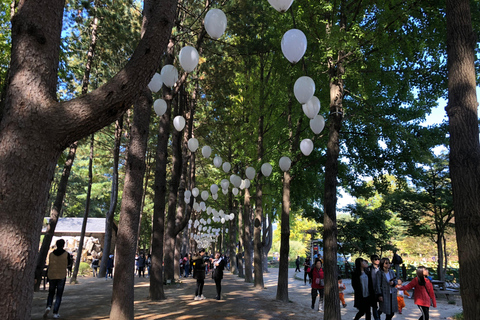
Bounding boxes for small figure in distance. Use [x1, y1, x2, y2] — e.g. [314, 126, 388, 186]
[338, 276, 347, 308]
[295, 256, 301, 272]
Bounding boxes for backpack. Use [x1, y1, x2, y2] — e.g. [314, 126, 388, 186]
[392, 253, 403, 265]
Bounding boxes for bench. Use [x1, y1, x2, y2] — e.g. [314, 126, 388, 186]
[434, 288, 460, 301]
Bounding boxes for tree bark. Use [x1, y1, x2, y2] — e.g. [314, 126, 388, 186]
[34, 141, 78, 291]
[237, 199, 244, 278]
[262, 213, 273, 273]
[322, 48, 345, 319]
[276, 171, 291, 302]
[243, 188, 253, 283]
[100, 117, 123, 278]
[0, 0, 176, 317]
[110, 90, 151, 320]
[70, 133, 95, 284]
[446, 0, 480, 317]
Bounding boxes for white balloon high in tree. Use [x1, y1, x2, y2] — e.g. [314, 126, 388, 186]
[188, 138, 199, 152]
[300, 139, 314, 156]
[204, 9, 227, 39]
[267, 0, 294, 12]
[161, 64, 179, 87]
[279, 156, 292, 172]
[202, 146, 212, 158]
[302, 96, 320, 119]
[261, 163, 273, 177]
[179, 46, 199, 72]
[281, 29, 307, 64]
[173, 115, 186, 131]
[148, 73, 162, 93]
[153, 99, 167, 116]
[310, 114, 325, 134]
[294, 76, 315, 104]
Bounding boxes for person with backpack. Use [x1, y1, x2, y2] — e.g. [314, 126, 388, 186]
[392, 250, 403, 279]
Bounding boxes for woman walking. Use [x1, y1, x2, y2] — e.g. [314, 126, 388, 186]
[398, 266, 436, 320]
[375, 258, 398, 320]
[352, 258, 374, 320]
[309, 258, 325, 311]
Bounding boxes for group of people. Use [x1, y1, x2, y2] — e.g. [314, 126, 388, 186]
[352, 254, 436, 320]
[135, 253, 151, 277]
[191, 249, 227, 301]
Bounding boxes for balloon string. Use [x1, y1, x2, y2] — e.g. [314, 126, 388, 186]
[289, 6, 309, 75]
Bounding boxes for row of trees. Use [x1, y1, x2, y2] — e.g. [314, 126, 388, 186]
[1, 0, 479, 319]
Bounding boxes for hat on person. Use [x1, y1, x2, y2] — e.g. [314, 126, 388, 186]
[109, 255, 114, 258]
[199, 249, 205, 253]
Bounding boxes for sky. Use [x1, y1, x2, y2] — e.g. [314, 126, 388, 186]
[337, 87, 480, 209]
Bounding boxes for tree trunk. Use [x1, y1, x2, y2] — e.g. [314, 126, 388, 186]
[110, 90, 151, 320]
[229, 192, 238, 274]
[237, 199, 244, 278]
[70, 133, 95, 284]
[262, 212, 273, 273]
[244, 188, 253, 282]
[437, 233, 445, 282]
[164, 87, 184, 282]
[322, 48, 345, 318]
[446, 0, 480, 317]
[276, 171, 291, 302]
[254, 105, 265, 288]
[34, 141, 78, 291]
[0, 0, 176, 316]
[100, 117, 123, 278]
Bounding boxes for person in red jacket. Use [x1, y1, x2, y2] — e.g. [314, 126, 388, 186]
[309, 258, 325, 312]
[399, 266, 436, 320]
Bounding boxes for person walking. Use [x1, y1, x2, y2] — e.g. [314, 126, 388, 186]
[90, 258, 99, 278]
[366, 255, 381, 320]
[106, 255, 114, 279]
[183, 254, 190, 277]
[212, 252, 226, 300]
[338, 276, 347, 308]
[398, 266, 436, 320]
[396, 279, 410, 314]
[309, 258, 325, 312]
[44, 239, 72, 319]
[304, 256, 311, 285]
[137, 253, 146, 277]
[352, 258, 374, 320]
[376, 258, 398, 320]
[295, 256, 301, 272]
[192, 249, 207, 300]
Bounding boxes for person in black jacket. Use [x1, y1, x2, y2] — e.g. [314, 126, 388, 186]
[352, 258, 376, 320]
[212, 252, 226, 300]
[192, 249, 207, 300]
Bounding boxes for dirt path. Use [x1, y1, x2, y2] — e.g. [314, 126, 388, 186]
[32, 268, 462, 319]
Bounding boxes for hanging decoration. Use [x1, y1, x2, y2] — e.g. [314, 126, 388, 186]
[161, 64, 179, 87]
[245, 167, 256, 180]
[202, 146, 212, 158]
[222, 162, 231, 173]
[187, 138, 199, 152]
[179, 46, 199, 72]
[279, 156, 292, 172]
[281, 29, 307, 64]
[204, 9, 227, 39]
[302, 96, 320, 119]
[148, 73, 162, 93]
[213, 156, 222, 168]
[300, 139, 314, 156]
[261, 163, 273, 177]
[153, 99, 167, 116]
[294, 76, 315, 104]
[310, 114, 325, 134]
[173, 115, 186, 131]
[267, 0, 294, 12]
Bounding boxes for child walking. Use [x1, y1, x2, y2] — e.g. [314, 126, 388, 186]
[399, 266, 436, 320]
[338, 276, 347, 308]
[396, 279, 410, 314]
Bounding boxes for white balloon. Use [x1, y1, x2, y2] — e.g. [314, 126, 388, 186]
[244, 178, 251, 189]
[302, 96, 321, 119]
[239, 179, 246, 190]
[294, 76, 315, 104]
[210, 184, 218, 194]
[204, 9, 227, 40]
[189, 219, 193, 224]
[219, 209, 224, 216]
[179, 46, 199, 72]
[161, 64, 179, 87]
[188, 138, 199, 152]
[200, 201, 206, 211]
[220, 179, 230, 190]
[202, 146, 212, 158]
[230, 174, 242, 188]
[184, 197, 190, 203]
[213, 156, 222, 168]
[212, 193, 218, 200]
[192, 187, 199, 197]
[222, 188, 228, 195]
[201, 191, 209, 201]
[261, 163, 273, 177]
[310, 114, 325, 134]
[279, 156, 292, 172]
[207, 206, 212, 214]
[221, 218, 225, 224]
[232, 188, 239, 196]
[153, 99, 167, 116]
[173, 115, 186, 131]
[207, 218, 211, 224]
[229, 213, 234, 219]
[185, 190, 191, 198]
[300, 139, 314, 156]
[281, 29, 307, 64]
[267, 0, 294, 12]
[245, 167, 256, 180]
[148, 73, 163, 93]
[222, 162, 231, 173]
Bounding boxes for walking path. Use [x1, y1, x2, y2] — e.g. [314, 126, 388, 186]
[32, 268, 462, 319]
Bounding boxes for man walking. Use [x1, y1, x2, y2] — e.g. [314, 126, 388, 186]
[366, 254, 381, 320]
[192, 249, 207, 300]
[44, 239, 71, 319]
[295, 256, 301, 272]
